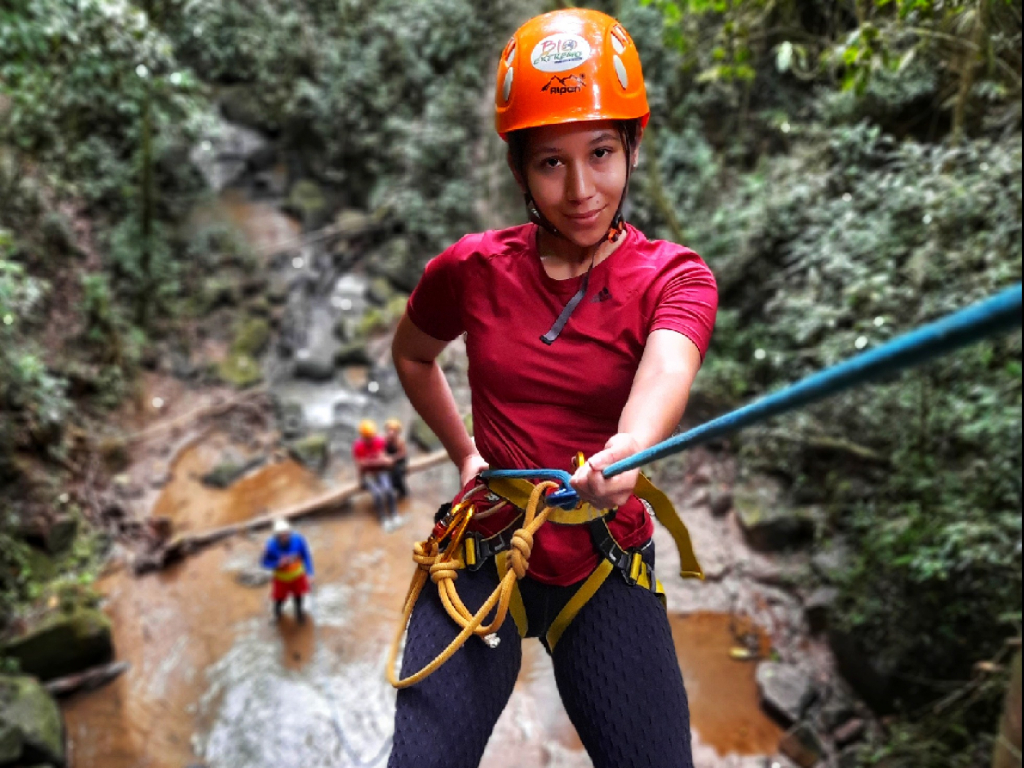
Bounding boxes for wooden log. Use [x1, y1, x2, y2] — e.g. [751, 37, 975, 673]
[153, 449, 450, 568]
[43, 661, 130, 698]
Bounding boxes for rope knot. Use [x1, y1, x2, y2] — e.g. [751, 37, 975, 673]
[412, 540, 437, 572]
[509, 529, 533, 579]
[430, 560, 460, 584]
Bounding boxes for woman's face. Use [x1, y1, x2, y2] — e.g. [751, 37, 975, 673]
[521, 120, 631, 249]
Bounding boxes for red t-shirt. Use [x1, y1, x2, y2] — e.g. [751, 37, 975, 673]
[407, 223, 718, 585]
[353, 436, 386, 462]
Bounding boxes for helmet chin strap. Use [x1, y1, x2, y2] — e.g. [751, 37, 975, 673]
[530, 126, 636, 345]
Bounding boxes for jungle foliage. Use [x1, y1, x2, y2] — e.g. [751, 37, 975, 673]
[624, 1, 1022, 764]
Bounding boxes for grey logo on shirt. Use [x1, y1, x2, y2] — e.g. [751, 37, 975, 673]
[591, 286, 612, 303]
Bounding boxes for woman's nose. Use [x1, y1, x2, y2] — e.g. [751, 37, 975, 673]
[565, 161, 594, 202]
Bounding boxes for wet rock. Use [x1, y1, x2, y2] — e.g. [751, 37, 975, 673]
[293, 351, 335, 382]
[365, 276, 395, 306]
[201, 457, 264, 489]
[2, 607, 113, 682]
[333, 341, 371, 368]
[276, 401, 306, 440]
[286, 433, 330, 472]
[778, 722, 825, 768]
[43, 515, 78, 556]
[708, 486, 733, 516]
[733, 476, 816, 552]
[804, 586, 840, 634]
[112, 474, 144, 500]
[811, 543, 851, 582]
[266, 275, 291, 305]
[756, 662, 816, 726]
[284, 180, 328, 229]
[0, 675, 65, 767]
[410, 416, 441, 453]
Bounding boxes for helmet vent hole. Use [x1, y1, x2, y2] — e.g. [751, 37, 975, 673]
[610, 26, 627, 54]
[505, 41, 516, 66]
[502, 68, 514, 103]
[613, 55, 628, 89]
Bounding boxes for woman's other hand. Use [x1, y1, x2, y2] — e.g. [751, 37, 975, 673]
[570, 432, 640, 509]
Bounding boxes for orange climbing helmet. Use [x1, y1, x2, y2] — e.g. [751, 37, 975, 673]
[358, 419, 378, 438]
[494, 8, 650, 140]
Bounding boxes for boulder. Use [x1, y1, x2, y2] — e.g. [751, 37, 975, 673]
[778, 722, 825, 768]
[215, 353, 263, 389]
[286, 433, 330, 472]
[293, 351, 335, 382]
[333, 341, 372, 368]
[2, 607, 112, 682]
[756, 661, 816, 726]
[733, 475, 817, 552]
[0, 675, 64, 767]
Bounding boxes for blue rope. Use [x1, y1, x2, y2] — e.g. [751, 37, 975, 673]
[604, 283, 1022, 478]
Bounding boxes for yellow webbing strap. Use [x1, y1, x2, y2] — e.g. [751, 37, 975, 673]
[546, 559, 614, 651]
[485, 473, 704, 580]
[634, 474, 704, 580]
[494, 551, 528, 638]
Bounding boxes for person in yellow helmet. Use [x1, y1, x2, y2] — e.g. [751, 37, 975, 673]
[389, 8, 717, 767]
[352, 419, 401, 531]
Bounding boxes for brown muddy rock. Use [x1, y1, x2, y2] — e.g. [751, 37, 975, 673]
[0, 675, 65, 767]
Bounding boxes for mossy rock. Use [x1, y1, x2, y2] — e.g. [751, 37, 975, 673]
[365, 276, 395, 307]
[286, 433, 330, 472]
[215, 353, 263, 389]
[231, 317, 271, 358]
[266, 276, 291, 305]
[410, 417, 441, 453]
[333, 341, 371, 368]
[285, 180, 327, 228]
[356, 308, 388, 338]
[202, 277, 241, 312]
[733, 476, 817, 552]
[246, 296, 272, 318]
[97, 437, 130, 473]
[0, 675, 64, 766]
[2, 607, 113, 681]
[22, 548, 58, 585]
[335, 208, 373, 234]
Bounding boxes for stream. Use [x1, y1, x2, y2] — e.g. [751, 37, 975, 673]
[60, 179, 795, 768]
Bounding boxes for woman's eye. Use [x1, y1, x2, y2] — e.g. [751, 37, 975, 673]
[541, 157, 561, 169]
[594, 147, 613, 159]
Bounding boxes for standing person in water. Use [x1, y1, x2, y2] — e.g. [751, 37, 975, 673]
[387, 9, 717, 767]
[384, 418, 409, 500]
[353, 419, 402, 531]
[261, 519, 314, 623]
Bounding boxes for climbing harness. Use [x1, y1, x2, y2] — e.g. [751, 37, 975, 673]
[386, 459, 700, 688]
[388, 284, 1021, 688]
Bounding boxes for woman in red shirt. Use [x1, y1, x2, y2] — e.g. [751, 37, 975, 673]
[389, 9, 717, 768]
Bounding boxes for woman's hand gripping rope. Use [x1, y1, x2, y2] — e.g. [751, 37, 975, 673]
[386, 480, 558, 689]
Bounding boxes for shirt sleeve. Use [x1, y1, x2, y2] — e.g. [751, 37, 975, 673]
[406, 237, 468, 342]
[300, 537, 314, 577]
[261, 541, 278, 570]
[650, 255, 718, 360]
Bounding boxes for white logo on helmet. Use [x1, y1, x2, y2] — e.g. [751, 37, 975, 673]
[531, 33, 591, 73]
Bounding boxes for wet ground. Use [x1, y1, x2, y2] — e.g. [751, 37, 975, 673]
[63, 442, 783, 767]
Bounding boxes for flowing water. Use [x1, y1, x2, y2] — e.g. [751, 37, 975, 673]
[61, 187, 783, 767]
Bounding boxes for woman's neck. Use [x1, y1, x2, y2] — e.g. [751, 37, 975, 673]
[536, 228, 623, 280]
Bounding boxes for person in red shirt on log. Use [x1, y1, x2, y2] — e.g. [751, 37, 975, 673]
[352, 419, 401, 531]
[388, 9, 718, 767]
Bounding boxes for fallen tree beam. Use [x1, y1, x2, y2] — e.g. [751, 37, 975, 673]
[44, 661, 130, 698]
[151, 449, 450, 570]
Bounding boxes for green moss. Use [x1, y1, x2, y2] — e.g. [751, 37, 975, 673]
[215, 353, 263, 389]
[230, 317, 270, 357]
[0, 675, 64, 765]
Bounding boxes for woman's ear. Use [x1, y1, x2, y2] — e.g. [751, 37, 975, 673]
[631, 125, 645, 169]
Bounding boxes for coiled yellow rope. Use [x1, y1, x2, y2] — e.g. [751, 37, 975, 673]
[386, 480, 556, 688]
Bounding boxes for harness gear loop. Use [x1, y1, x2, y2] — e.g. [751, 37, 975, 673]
[386, 481, 557, 689]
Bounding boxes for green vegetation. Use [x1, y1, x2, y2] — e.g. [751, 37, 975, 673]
[626, 1, 1021, 764]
